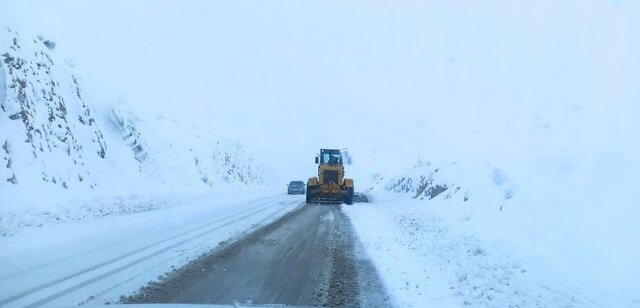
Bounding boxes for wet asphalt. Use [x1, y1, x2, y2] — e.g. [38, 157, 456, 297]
[123, 202, 389, 307]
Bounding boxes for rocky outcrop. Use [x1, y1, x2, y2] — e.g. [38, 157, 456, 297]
[0, 28, 106, 189]
[0, 28, 269, 197]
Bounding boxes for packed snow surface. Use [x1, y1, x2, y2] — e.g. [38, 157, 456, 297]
[0, 193, 303, 307]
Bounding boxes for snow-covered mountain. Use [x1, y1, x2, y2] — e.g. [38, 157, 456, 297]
[0, 27, 271, 234]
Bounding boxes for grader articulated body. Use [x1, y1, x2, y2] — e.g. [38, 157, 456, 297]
[306, 148, 354, 205]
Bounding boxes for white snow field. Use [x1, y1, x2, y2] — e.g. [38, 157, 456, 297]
[345, 157, 639, 307]
[346, 199, 591, 307]
[0, 193, 303, 307]
[1, 1, 639, 307]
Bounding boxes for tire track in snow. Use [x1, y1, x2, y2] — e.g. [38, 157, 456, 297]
[79, 199, 304, 305]
[0, 195, 278, 281]
[0, 197, 300, 307]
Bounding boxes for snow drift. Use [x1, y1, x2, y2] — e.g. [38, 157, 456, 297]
[361, 150, 639, 305]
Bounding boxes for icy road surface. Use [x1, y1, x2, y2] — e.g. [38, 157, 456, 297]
[0, 194, 303, 307]
[124, 204, 389, 307]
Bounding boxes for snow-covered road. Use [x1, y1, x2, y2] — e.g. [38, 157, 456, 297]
[0, 194, 303, 307]
[2, 192, 634, 308]
[124, 204, 388, 307]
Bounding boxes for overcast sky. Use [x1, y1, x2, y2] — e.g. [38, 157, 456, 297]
[1, 0, 638, 182]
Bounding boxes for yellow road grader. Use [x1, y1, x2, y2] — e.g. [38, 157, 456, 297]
[306, 148, 354, 205]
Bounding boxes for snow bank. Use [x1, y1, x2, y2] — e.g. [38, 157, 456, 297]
[345, 200, 601, 307]
[356, 155, 640, 306]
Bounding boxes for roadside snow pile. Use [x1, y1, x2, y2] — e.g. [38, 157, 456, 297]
[350, 157, 639, 306]
[0, 194, 170, 236]
[368, 160, 513, 207]
[0, 28, 271, 236]
[385, 162, 459, 200]
[345, 200, 598, 307]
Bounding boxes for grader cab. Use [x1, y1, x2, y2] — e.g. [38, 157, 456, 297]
[306, 148, 354, 205]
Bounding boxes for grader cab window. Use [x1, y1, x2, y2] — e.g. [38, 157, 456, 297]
[321, 153, 342, 165]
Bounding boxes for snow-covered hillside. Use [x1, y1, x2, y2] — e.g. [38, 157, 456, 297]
[0, 28, 107, 191]
[350, 155, 640, 306]
[0, 27, 271, 235]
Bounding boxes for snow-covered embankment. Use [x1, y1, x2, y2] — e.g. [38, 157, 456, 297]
[0, 27, 273, 236]
[346, 157, 639, 307]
